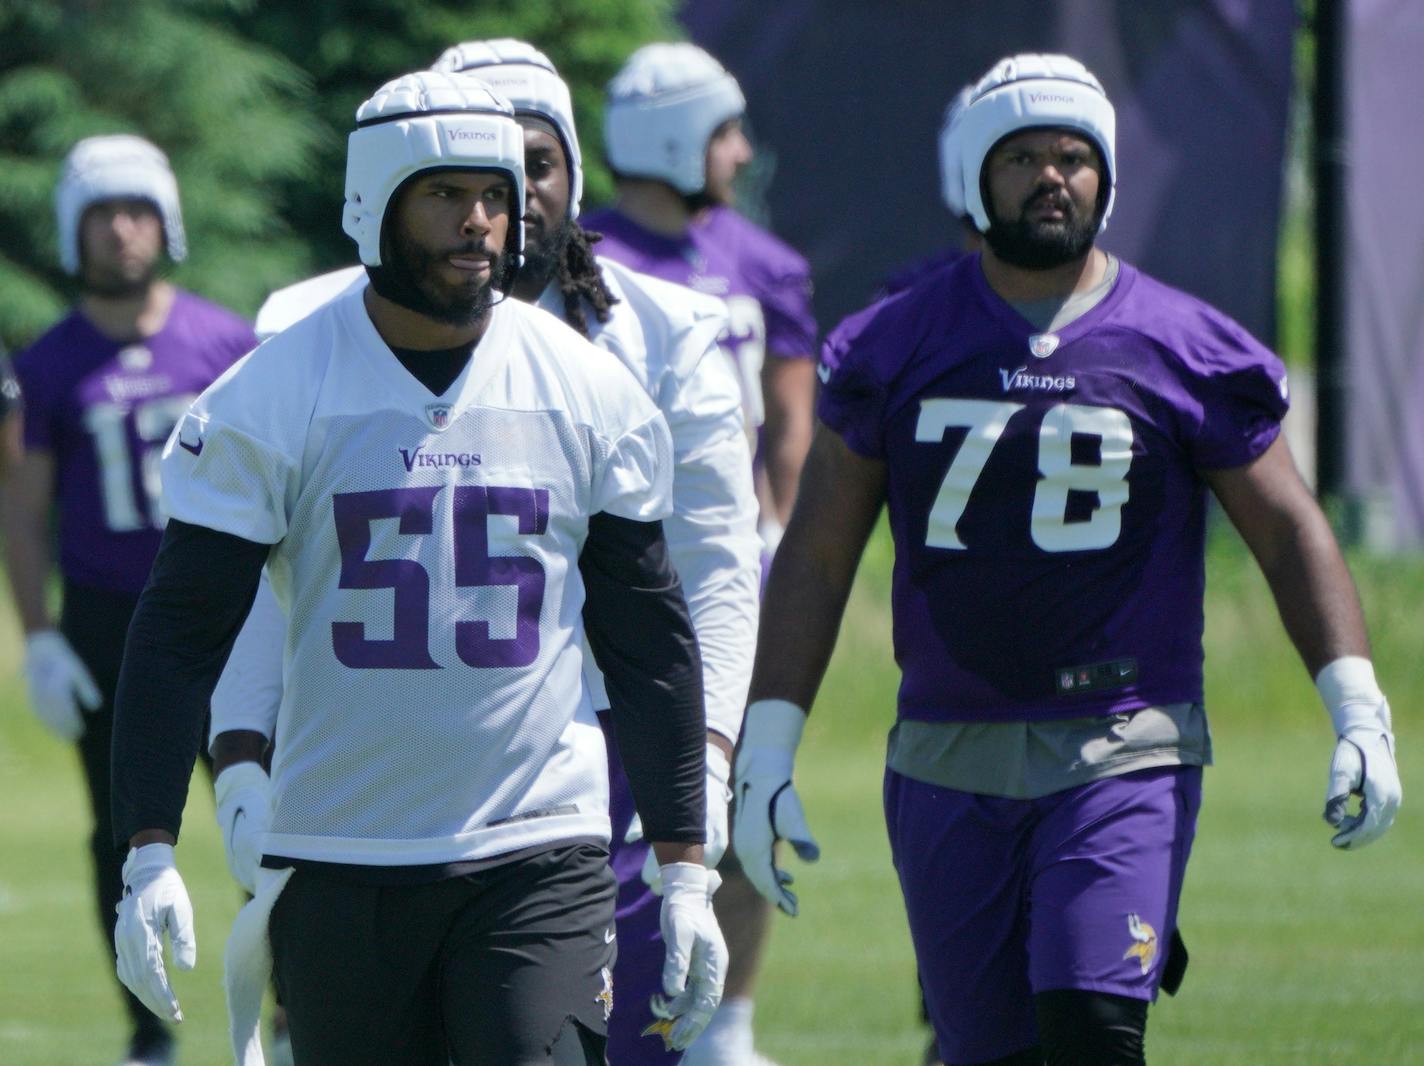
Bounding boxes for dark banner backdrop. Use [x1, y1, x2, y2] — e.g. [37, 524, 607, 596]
[1344, 1, 1424, 547]
[681, 0, 1296, 349]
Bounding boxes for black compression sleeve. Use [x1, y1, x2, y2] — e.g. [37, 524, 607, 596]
[580, 513, 705, 844]
[111, 519, 269, 848]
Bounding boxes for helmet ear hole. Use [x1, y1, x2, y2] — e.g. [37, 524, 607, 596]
[603, 43, 745, 196]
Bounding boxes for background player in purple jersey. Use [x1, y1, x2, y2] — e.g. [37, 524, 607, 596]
[0, 134, 255, 1066]
[582, 42, 820, 1066]
[733, 54, 1402, 1066]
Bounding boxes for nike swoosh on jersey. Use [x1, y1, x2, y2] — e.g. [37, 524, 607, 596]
[179, 435, 204, 457]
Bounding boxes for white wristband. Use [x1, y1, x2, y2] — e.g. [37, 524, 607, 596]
[740, 699, 808, 753]
[1315, 656, 1387, 733]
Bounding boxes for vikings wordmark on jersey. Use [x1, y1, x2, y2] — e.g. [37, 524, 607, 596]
[162, 287, 673, 867]
[819, 254, 1287, 722]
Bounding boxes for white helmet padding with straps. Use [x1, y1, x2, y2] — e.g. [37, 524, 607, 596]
[55, 134, 186, 275]
[343, 71, 526, 267]
[604, 43, 745, 196]
[955, 53, 1116, 235]
[430, 38, 583, 219]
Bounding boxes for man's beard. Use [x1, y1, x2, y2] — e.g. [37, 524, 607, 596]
[983, 185, 1100, 270]
[367, 227, 507, 326]
[81, 259, 159, 299]
[516, 215, 575, 292]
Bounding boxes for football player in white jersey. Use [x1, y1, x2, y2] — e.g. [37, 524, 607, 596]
[208, 41, 763, 1063]
[109, 71, 726, 1066]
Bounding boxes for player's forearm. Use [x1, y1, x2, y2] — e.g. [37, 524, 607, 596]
[761, 358, 815, 524]
[211, 729, 270, 776]
[112, 520, 269, 846]
[2, 517, 54, 632]
[581, 512, 707, 844]
[747, 425, 885, 711]
[1254, 508, 1370, 675]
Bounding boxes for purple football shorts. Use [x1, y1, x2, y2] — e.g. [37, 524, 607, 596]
[885, 764, 1201, 1064]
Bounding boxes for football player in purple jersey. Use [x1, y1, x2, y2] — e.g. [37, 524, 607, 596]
[733, 54, 1401, 1066]
[581, 42, 821, 1066]
[0, 134, 256, 1066]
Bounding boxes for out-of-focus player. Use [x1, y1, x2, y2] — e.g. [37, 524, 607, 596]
[109, 71, 725, 1066]
[1, 134, 255, 1066]
[205, 40, 763, 1063]
[582, 43, 820, 1065]
[733, 53, 1401, 1065]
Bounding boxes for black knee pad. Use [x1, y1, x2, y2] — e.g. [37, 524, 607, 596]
[1035, 989, 1147, 1066]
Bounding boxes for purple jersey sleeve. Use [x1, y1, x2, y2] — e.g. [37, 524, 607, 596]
[1151, 293, 1289, 470]
[699, 207, 818, 359]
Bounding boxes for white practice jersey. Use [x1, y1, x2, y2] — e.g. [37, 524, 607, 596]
[173, 288, 672, 866]
[215, 260, 760, 746]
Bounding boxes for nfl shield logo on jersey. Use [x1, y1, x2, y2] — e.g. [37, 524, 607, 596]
[425, 403, 453, 431]
[1028, 333, 1060, 359]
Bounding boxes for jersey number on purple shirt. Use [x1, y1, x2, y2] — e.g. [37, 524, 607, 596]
[916, 399, 1134, 551]
[84, 396, 194, 532]
[330, 485, 549, 670]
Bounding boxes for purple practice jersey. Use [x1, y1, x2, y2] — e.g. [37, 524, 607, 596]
[16, 291, 255, 594]
[819, 254, 1288, 722]
[583, 205, 818, 435]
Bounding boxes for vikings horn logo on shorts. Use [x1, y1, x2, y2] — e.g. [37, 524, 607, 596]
[1122, 912, 1158, 975]
[596, 965, 614, 1022]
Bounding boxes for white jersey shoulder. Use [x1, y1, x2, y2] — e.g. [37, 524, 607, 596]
[254, 265, 366, 340]
[539, 258, 728, 404]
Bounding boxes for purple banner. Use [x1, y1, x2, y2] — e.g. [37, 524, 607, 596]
[682, 1, 1295, 347]
[1344, 1, 1424, 546]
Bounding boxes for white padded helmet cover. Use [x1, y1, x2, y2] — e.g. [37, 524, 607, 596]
[431, 38, 583, 219]
[937, 84, 976, 218]
[604, 43, 745, 195]
[957, 54, 1116, 234]
[55, 134, 186, 275]
[343, 71, 526, 267]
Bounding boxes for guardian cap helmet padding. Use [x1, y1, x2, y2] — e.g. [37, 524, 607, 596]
[953, 54, 1116, 234]
[431, 39, 584, 220]
[55, 134, 186, 275]
[343, 71, 526, 267]
[604, 43, 746, 196]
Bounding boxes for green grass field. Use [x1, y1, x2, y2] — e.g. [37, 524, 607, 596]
[1, 523, 1422, 1065]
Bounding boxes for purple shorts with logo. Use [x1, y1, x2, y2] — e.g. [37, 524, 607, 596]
[602, 712, 685, 1066]
[885, 764, 1201, 1064]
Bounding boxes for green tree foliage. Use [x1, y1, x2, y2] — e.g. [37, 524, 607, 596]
[0, 0, 324, 348]
[0, 0, 679, 349]
[222, 0, 680, 276]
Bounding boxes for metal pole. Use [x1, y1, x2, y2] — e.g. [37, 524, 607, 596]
[1313, 0, 1347, 504]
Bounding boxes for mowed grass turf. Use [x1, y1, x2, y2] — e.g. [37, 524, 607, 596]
[1, 523, 1421, 1065]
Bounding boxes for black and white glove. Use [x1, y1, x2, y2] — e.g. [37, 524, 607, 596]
[1318, 657, 1401, 849]
[648, 863, 727, 1051]
[732, 699, 820, 916]
[115, 843, 196, 1023]
[214, 762, 272, 894]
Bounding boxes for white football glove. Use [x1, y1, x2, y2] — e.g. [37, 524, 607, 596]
[628, 744, 733, 893]
[732, 699, 820, 916]
[647, 863, 727, 1051]
[1317, 657, 1401, 849]
[24, 630, 102, 741]
[115, 843, 196, 1023]
[214, 762, 272, 894]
